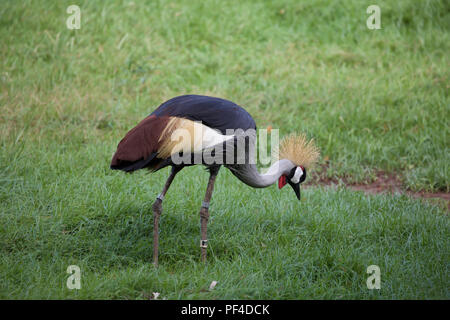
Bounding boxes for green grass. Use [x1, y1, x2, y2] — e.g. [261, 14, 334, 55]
[0, 0, 449, 299]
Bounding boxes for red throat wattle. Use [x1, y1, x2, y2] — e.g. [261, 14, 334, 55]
[278, 175, 287, 189]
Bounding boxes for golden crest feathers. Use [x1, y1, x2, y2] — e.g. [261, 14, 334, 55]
[273, 133, 320, 169]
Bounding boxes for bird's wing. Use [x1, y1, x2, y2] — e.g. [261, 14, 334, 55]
[111, 115, 235, 172]
[111, 95, 256, 172]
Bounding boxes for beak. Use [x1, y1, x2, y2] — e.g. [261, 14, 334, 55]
[289, 182, 301, 200]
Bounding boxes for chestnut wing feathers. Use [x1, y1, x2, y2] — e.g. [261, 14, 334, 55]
[110, 115, 171, 172]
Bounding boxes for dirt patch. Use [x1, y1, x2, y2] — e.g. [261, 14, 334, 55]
[308, 165, 449, 211]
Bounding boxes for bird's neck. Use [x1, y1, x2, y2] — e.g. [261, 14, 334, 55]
[228, 159, 295, 188]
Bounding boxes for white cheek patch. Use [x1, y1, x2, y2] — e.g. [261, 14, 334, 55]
[290, 167, 303, 184]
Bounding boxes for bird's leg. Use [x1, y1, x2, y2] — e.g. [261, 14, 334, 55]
[153, 166, 179, 267]
[200, 167, 219, 263]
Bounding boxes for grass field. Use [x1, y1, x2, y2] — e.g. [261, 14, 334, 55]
[0, 0, 449, 299]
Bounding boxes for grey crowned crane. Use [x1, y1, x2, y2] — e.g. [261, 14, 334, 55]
[111, 95, 319, 266]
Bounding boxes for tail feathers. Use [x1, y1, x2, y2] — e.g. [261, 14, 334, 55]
[110, 152, 158, 172]
[110, 115, 171, 172]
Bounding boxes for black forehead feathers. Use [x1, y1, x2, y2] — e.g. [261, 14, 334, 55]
[288, 167, 297, 179]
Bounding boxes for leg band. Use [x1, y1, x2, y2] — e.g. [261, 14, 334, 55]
[201, 201, 209, 209]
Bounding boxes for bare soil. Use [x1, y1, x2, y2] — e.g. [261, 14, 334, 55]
[308, 165, 449, 211]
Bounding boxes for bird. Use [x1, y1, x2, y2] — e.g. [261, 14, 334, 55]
[110, 94, 319, 266]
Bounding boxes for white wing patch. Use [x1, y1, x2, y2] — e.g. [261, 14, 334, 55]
[158, 117, 234, 158]
[290, 167, 303, 184]
[199, 123, 234, 151]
